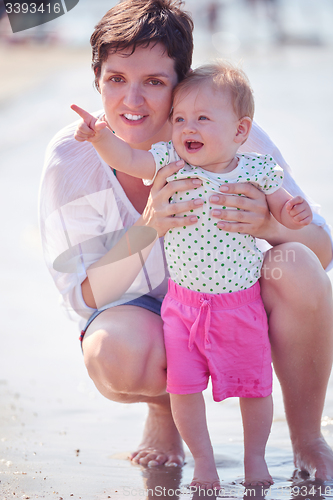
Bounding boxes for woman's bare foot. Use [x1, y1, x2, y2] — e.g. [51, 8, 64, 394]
[190, 456, 220, 490]
[293, 435, 333, 480]
[130, 400, 185, 467]
[243, 455, 273, 487]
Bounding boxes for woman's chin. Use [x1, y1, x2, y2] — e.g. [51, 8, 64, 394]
[115, 130, 150, 148]
[116, 120, 173, 150]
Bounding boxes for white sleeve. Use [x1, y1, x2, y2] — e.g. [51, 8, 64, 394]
[39, 122, 124, 321]
[242, 121, 333, 271]
[143, 141, 180, 186]
[246, 154, 284, 194]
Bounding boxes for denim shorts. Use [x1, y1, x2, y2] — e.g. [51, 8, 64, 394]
[79, 295, 162, 343]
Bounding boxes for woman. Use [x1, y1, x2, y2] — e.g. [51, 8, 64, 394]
[39, 0, 333, 478]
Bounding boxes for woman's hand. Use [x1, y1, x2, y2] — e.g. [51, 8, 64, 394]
[210, 182, 275, 240]
[140, 160, 204, 237]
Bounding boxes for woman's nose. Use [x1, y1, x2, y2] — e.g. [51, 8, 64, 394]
[123, 84, 144, 108]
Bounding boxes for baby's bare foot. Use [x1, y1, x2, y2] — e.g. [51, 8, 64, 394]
[190, 456, 220, 490]
[191, 480, 221, 490]
[243, 455, 273, 487]
[130, 402, 184, 467]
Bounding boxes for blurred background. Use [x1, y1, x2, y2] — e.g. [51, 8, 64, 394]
[1, 0, 333, 498]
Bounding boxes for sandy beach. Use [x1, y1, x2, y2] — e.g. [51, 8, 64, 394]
[1, 1, 333, 497]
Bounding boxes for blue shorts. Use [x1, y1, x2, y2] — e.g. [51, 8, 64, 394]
[79, 295, 162, 343]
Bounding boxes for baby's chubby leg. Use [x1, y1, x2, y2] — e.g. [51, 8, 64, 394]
[240, 395, 274, 486]
[170, 392, 220, 490]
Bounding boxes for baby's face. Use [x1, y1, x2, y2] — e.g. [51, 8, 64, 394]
[171, 84, 241, 172]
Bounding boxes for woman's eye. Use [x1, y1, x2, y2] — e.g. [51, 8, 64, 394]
[109, 76, 124, 83]
[148, 79, 163, 86]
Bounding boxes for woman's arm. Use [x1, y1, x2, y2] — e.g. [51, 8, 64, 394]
[81, 161, 204, 309]
[262, 216, 332, 269]
[82, 225, 158, 309]
[210, 182, 332, 269]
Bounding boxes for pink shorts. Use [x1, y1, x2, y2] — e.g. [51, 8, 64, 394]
[161, 280, 272, 402]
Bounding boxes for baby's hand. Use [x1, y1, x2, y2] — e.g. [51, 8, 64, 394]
[71, 104, 108, 143]
[285, 196, 313, 227]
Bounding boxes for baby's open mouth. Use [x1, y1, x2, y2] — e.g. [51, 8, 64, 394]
[186, 140, 204, 151]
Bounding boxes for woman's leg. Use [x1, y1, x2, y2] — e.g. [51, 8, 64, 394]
[260, 242, 333, 479]
[239, 395, 273, 486]
[82, 304, 184, 467]
[170, 392, 220, 489]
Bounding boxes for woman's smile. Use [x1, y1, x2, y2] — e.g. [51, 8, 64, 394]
[123, 113, 146, 122]
[121, 113, 147, 126]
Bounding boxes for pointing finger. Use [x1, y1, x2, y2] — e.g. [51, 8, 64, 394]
[71, 104, 97, 129]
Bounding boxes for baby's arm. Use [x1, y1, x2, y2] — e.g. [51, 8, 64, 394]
[71, 105, 155, 180]
[266, 187, 313, 229]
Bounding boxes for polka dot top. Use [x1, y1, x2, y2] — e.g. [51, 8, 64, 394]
[147, 141, 284, 294]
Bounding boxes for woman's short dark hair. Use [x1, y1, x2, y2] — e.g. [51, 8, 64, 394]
[91, 0, 194, 91]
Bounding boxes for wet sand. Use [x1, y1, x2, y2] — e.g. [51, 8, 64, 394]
[1, 30, 333, 500]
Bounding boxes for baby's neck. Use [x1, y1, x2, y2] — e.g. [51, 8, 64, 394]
[200, 155, 239, 174]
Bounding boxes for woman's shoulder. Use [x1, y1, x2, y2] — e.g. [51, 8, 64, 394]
[244, 121, 292, 174]
[44, 111, 107, 177]
[45, 117, 99, 170]
[40, 111, 111, 210]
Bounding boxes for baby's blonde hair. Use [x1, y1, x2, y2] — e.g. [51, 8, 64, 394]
[172, 61, 254, 120]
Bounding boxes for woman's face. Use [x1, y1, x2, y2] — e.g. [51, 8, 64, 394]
[99, 43, 178, 150]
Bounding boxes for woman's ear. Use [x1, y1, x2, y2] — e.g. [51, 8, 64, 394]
[234, 116, 252, 144]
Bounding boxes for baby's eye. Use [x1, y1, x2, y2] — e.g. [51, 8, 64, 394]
[198, 115, 209, 121]
[174, 117, 184, 123]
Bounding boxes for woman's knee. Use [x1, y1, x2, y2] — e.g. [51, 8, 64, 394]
[261, 242, 332, 312]
[82, 317, 167, 397]
[83, 328, 119, 385]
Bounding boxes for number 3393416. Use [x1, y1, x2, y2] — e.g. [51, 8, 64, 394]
[5, 3, 61, 14]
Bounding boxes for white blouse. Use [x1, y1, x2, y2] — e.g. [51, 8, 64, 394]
[38, 114, 332, 327]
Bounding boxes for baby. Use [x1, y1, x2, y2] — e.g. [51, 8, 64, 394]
[72, 61, 312, 489]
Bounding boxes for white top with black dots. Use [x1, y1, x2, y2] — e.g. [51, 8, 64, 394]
[146, 141, 284, 294]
